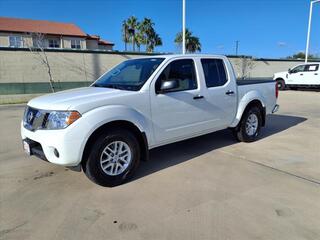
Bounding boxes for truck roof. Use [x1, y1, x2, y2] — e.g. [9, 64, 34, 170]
[140, 54, 226, 59]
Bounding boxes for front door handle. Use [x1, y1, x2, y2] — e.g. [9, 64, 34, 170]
[315, 73, 318, 75]
[300, 73, 304, 76]
[225, 90, 235, 95]
[193, 95, 204, 100]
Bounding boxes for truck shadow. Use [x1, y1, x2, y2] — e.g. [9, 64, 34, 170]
[133, 114, 307, 181]
[288, 88, 320, 92]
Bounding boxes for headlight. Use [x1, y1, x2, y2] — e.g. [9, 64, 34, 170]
[45, 111, 81, 130]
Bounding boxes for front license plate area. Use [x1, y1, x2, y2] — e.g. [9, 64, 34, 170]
[23, 140, 31, 156]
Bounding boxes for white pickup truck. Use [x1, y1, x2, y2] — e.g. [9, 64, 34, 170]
[21, 55, 279, 186]
[274, 62, 320, 90]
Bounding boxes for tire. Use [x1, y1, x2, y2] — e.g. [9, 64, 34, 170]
[82, 129, 140, 187]
[234, 106, 262, 142]
[277, 79, 286, 90]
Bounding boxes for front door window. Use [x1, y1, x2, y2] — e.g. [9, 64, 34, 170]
[290, 65, 305, 74]
[155, 59, 197, 93]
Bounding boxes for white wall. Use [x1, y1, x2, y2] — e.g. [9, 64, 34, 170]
[0, 49, 311, 84]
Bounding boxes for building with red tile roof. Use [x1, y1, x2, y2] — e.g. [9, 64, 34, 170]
[0, 17, 114, 50]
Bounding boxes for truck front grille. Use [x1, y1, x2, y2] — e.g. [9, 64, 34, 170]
[23, 107, 48, 131]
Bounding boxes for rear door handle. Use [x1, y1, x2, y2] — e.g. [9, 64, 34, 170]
[300, 73, 304, 76]
[193, 95, 204, 100]
[225, 90, 235, 95]
[315, 73, 318, 75]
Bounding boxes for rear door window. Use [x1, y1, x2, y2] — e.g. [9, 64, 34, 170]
[305, 64, 319, 72]
[201, 59, 228, 87]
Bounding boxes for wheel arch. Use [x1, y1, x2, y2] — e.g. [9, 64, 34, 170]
[82, 120, 149, 167]
[230, 97, 266, 128]
[275, 78, 287, 90]
[240, 100, 266, 127]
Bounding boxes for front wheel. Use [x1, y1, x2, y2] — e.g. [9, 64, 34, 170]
[82, 129, 140, 187]
[277, 79, 286, 90]
[234, 106, 262, 142]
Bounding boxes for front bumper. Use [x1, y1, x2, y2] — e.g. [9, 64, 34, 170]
[21, 119, 90, 166]
[272, 104, 280, 113]
[23, 138, 47, 161]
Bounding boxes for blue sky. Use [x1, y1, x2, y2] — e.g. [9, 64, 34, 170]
[0, 0, 319, 58]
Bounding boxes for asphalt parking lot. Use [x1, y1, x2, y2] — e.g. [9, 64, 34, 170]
[0, 90, 319, 240]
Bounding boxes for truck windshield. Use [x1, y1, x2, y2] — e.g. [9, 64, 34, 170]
[92, 58, 165, 91]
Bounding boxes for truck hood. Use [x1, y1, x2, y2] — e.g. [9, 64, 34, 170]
[28, 87, 136, 113]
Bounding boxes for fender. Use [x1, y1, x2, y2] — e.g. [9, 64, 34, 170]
[76, 105, 153, 164]
[273, 72, 288, 83]
[229, 90, 266, 128]
[82, 104, 153, 142]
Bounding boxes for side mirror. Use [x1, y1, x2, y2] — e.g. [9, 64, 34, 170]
[158, 80, 179, 93]
[288, 68, 291, 74]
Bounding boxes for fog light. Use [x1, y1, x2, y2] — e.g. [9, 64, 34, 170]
[53, 148, 60, 158]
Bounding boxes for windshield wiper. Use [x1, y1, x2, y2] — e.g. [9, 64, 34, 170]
[94, 84, 125, 90]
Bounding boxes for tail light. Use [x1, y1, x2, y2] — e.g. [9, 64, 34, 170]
[275, 82, 279, 98]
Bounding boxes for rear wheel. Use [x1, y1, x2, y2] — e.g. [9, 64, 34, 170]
[277, 79, 286, 90]
[234, 106, 262, 142]
[82, 129, 140, 187]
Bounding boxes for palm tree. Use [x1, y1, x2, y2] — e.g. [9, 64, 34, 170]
[122, 17, 162, 52]
[138, 18, 162, 53]
[134, 32, 144, 52]
[139, 18, 153, 44]
[126, 16, 138, 51]
[121, 20, 130, 51]
[174, 28, 201, 53]
[146, 30, 162, 53]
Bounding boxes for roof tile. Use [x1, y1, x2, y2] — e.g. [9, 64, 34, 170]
[0, 17, 87, 37]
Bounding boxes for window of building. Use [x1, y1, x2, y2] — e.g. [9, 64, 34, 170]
[155, 59, 197, 93]
[48, 39, 60, 48]
[201, 59, 228, 87]
[9, 36, 23, 48]
[71, 39, 81, 49]
[32, 37, 44, 48]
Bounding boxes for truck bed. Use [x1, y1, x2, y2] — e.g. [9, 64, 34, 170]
[237, 79, 274, 85]
[237, 79, 276, 115]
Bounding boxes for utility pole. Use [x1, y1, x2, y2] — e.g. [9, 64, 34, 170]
[305, 0, 320, 63]
[235, 40, 239, 56]
[182, 0, 186, 54]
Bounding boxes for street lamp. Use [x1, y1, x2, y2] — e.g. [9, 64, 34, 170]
[182, 0, 186, 54]
[305, 0, 320, 63]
